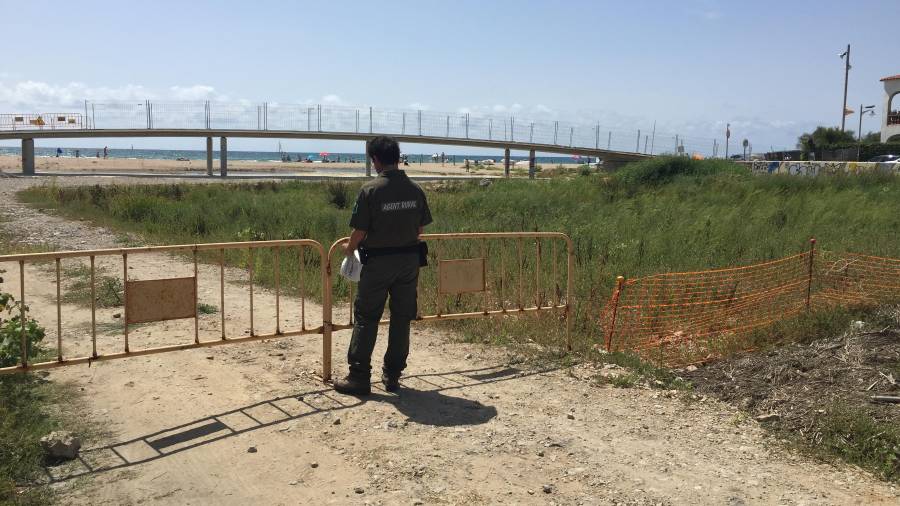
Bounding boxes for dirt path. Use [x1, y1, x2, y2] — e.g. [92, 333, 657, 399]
[1, 175, 898, 505]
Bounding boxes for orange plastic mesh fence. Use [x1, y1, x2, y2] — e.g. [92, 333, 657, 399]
[600, 246, 900, 366]
[816, 252, 900, 306]
[600, 250, 814, 366]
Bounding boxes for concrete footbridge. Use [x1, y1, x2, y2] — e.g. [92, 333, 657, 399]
[1, 101, 654, 176]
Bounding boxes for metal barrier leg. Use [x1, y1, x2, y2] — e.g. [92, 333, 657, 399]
[322, 251, 333, 382]
[22, 138, 34, 175]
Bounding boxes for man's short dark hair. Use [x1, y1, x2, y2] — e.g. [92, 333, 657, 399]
[367, 136, 401, 165]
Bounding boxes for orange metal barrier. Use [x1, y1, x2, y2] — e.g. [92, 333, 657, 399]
[600, 240, 900, 366]
[0, 240, 327, 374]
[0, 232, 574, 381]
[325, 232, 575, 380]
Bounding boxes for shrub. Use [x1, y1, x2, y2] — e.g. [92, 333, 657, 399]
[0, 270, 45, 368]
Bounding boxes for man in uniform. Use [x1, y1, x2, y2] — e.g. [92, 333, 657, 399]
[334, 136, 432, 395]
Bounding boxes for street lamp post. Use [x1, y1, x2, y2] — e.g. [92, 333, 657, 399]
[857, 104, 876, 161]
[725, 123, 730, 159]
[840, 44, 851, 132]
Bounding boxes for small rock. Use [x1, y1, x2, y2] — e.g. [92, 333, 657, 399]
[464, 353, 473, 360]
[112, 313, 121, 319]
[756, 413, 780, 423]
[289, 480, 298, 486]
[685, 365, 698, 372]
[40, 431, 81, 460]
[527, 490, 535, 495]
[206, 356, 214, 360]
[310, 462, 319, 468]
[536, 450, 545, 457]
[247, 446, 258, 453]
[566, 413, 575, 420]
[354, 486, 365, 494]
[542, 484, 553, 494]
[332, 418, 342, 426]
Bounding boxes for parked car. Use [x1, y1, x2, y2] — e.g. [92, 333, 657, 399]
[868, 154, 899, 163]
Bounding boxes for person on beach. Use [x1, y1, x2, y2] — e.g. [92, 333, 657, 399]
[103, 146, 108, 159]
[333, 136, 432, 396]
[56, 147, 62, 157]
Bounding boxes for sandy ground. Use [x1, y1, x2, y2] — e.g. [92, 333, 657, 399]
[1, 175, 898, 505]
[0, 155, 557, 178]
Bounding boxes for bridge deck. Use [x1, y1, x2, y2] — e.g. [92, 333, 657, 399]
[0, 128, 648, 160]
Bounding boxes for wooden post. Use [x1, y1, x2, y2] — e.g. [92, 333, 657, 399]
[806, 238, 816, 309]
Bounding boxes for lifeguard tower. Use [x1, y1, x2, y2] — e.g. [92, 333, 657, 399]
[882, 74, 900, 143]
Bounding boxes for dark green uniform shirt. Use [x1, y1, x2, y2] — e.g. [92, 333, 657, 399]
[349, 169, 433, 248]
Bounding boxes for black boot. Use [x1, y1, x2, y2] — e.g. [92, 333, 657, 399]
[382, 372, 400, 393]
[333, 375, 371, 396]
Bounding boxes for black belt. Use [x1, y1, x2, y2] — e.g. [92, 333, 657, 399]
[358, 242, 428, 267]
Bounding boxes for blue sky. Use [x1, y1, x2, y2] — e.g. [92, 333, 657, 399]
[2, 0, 898, 154]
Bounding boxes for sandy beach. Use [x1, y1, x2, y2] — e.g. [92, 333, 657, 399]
[0, 155, 584, 178]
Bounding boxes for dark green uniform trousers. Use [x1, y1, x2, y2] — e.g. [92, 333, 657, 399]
[347, 253, 419, 380]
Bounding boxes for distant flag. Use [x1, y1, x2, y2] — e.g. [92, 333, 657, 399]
[844, 106, 855, 116]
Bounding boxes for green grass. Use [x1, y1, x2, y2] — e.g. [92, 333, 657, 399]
[814, 403, 900, 481]
[592, 351, 692, 390]
[60, 264, 124, 309]
[15, 158, 900, 355]
[745, 302, 899, 349]
[0, 375, 58, 505]
[197, 302, 218, 315]
[0, 222, 90, 504]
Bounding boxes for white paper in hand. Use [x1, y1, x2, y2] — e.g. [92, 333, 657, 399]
[339, 250, 362, 282]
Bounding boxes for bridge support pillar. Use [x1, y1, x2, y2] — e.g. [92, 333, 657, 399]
[365, 140, 371, 177]
[504, 148, 510, 178]
[22, 138, 35, 175]
[206, 137, 213, 176]
[219, 137, 227, 177]
[528, 149, 536, 179]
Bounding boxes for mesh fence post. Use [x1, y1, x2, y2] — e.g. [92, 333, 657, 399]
[605, 276, 625, 352]
[806, 238, 816, 309]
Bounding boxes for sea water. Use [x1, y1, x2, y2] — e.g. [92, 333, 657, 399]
[0, 146, 589, 164]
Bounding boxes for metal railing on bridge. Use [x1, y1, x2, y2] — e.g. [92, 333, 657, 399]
[1, 100, 721, 157]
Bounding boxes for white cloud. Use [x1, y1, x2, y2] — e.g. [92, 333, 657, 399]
[169, 85, 226, 101]
[321, 94, 346, 106]
[0, 80, 229, 109]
